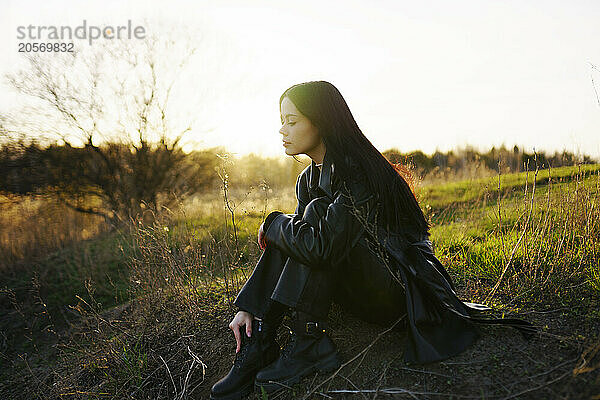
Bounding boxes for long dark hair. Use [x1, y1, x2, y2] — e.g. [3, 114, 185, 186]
[280, 80, 430, 236]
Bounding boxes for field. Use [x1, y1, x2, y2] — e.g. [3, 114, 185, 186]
[0, 163, 599, 399]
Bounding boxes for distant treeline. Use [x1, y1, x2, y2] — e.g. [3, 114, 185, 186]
[383, 145, 597, 177]
[1, 140, 596, 225]
[0, 141, 306, 196]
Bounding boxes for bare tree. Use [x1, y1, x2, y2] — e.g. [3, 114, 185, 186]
[2, 28, 212, 227]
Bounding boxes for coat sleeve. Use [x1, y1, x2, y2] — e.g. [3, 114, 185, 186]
[263, 175, 377, 269]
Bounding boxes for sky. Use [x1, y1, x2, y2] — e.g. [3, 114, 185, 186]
[2, 0, 600, 160]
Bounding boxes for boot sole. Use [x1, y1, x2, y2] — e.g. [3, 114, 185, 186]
[254, 351, 341, 395]
[210, 380, 253, 400]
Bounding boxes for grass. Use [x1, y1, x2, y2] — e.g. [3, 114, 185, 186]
[428, 165, 600, 301]
[0, 193, 109, 270]
[420, 163, 598, 212]
[1, 162, 599, 399]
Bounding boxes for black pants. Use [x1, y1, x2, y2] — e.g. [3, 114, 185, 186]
[234, 197, 340, 321]
[233, 241, 407, 325]
[233, 244, 336, 321]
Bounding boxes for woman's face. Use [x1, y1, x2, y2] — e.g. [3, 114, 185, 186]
[279, 96, 323, 157]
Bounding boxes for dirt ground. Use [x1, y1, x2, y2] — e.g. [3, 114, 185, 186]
[200, 300, 600, 400]
[1, 283, 598, 399]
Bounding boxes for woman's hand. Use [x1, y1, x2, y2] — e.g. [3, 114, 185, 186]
[258, 222, 267, 250]
[229, 310, 254, 353]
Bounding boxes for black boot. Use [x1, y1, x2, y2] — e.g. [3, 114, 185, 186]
[254, 310, 341, 395]
[210, 316, 282, 400]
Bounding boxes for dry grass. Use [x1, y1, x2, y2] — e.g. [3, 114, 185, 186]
[1, 162, 599, 399]
[0, 193, 109, 271]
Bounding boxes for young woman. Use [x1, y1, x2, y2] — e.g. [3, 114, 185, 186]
[210, 81, 535, 400]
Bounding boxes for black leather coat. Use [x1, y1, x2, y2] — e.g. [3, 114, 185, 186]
[263, 151, 536, 364]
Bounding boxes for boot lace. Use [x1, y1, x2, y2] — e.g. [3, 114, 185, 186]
[233, 338, 253, 370]
[280, 328, 298, 360]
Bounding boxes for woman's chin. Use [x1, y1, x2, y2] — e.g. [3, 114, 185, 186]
[284, 147, 295, 155]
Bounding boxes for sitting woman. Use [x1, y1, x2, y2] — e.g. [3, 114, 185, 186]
[210, 80, 535, 400]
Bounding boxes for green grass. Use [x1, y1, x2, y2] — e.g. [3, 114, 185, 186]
[419, 163, 600, 211]
[1, 229, 133, 327]
[3, 163, 597, 328]
[422, 164, 600, 301]
[1, 163, 599, 399]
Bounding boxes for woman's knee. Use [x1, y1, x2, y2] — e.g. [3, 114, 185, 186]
[302, 196, 330, 226]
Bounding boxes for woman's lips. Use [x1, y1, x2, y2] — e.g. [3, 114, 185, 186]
[283, 141, 291, 146]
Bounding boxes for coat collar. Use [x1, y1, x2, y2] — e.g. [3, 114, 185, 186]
[308, 150, 334, 199]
